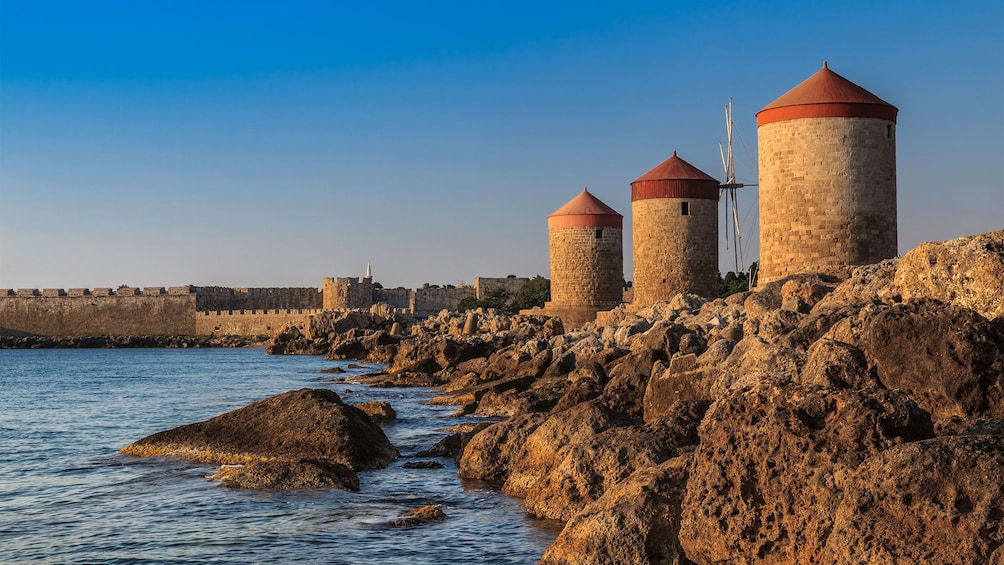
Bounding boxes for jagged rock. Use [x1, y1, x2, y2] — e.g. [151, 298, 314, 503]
[509, 314, 565, 339]
[799, 338, 880, 390]
[824, 434, 1004, 564]
[895, 230, 1004, 321]
[501, 400, 634, 497]
[538, 456, 693, 565]
[457, 413, 549, 482]
[826, 299, 1004, 422]
[352, 401, 397, 424]
[600, 348, 665, 418]
[389, 505, 447, 527]
[266, 324, 322, 355]
[403, 460, 443, 469]
[643, 354, 719, 421]
[811, 258, 901, 313]
[213, 459, 359, 490]
[121, 388, 399, 475]
[525, 401, 708, 520]
[679, 379, 934, 564]
[346, 371, 444, 388]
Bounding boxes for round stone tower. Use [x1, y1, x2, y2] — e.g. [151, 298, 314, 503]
[544, 188, 623, 327]
[631, 151, 720, 305]
[756, 62, 898, 284]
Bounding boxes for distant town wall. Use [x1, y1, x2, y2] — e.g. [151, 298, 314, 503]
[413, 286, 475, 317]
[195, 309, 321, 337]
[0, 287, 197, 337]
[475, 277, 530, 299]
[195, 287, 321, 311]
[374, 287, 412, 310]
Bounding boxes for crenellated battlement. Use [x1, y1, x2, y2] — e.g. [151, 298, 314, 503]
[1, 286, 196, 298]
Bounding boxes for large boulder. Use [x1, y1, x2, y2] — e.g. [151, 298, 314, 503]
[826, 299, 1004, 422]
[213, 458, 360, 490]
[679, 379, 934, 564]
[502, 400, 633, 497]
[538, 456, 692, 565]
[895, 230, 1004, 322]
[525, 400, 708, 520]
[457, 413, 549, 482]
[823, 434, 1004, 564]
[121, 388, 399, 475]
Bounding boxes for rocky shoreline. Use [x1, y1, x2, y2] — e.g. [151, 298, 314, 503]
[123, 230, 1004, 564]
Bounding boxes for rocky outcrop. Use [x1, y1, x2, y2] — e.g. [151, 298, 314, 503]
[678, 379, 934, 564]
[525, 400, 708, 521]
[826, 299, 1004, 423]
[538, 456, 693, 565]
[501, 400, 634, 497]
[122, 388, 399, 489]
[258, 231, 1004, 561]
[213, 458, 359, 490]
[895, 230, 1004, 321]
[352, 401, 397, 424]
[389, 505, 447, 527]
[823, 434, 1004, 564]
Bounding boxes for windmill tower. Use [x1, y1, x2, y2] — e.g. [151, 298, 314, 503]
[631, 152, 721, 305]
[756, 62, 898, 283]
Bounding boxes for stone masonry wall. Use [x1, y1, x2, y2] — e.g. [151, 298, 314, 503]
[195, 309, 321, 338]
[758, 116, 897, 283]
[632, 198, 719, 305]
[374, 287, 412, 309]
[412, 286, 475, 317]
[0, 290, 197, 337]
[549, 226, 623, 308]
[475, 277, 530, 299]
[323, 277, 374, 310]
[195, 287, 321, 311]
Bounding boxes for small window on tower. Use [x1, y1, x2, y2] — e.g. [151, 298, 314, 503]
[595, 229, 603, 239]
[887, 124, 893, 139]
[681, 202, 690, 216]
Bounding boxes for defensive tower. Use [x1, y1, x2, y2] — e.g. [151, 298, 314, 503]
[756, 62, 898, 283]
[631, 151, 720, 305]
[542, 188, 623, 328]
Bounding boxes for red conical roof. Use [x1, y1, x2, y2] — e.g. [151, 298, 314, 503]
[757, 62, 898, 126]
[630, 151, 720, 202]
[548, 188, 622, 229]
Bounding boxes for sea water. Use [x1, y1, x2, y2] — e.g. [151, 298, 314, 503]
[0, 349, 559, 564]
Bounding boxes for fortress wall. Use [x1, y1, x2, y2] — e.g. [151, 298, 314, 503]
[323, 277, 373, 310]
[413, 287, 475, 317]
[195, 286, 321, 311]
[195, 309, 321, 337]
[374, 287, 412, 309]
[0, 291, 197, 337]
[475, 277, 530, 300]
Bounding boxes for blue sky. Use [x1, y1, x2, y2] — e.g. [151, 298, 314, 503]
[1, 1, 1001, 290]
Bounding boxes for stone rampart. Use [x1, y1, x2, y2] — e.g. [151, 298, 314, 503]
[413, 286, 475, 317]
[475, 277, 530, 299]
[195, 309, 321, 338]
[0, 289, 197, 337]
[374, 287, 412, 310]
[195, 286, 321, 311]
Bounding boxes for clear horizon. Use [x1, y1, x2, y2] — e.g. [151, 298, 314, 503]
[2, 1, 1001, 291]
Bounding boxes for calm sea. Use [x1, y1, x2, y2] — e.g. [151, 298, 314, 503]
[0, 349, 558, 564]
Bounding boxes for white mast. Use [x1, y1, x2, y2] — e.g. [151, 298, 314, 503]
[718, 98, 757, 277]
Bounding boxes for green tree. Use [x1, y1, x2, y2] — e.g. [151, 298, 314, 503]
[510, 275, 550, 311]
